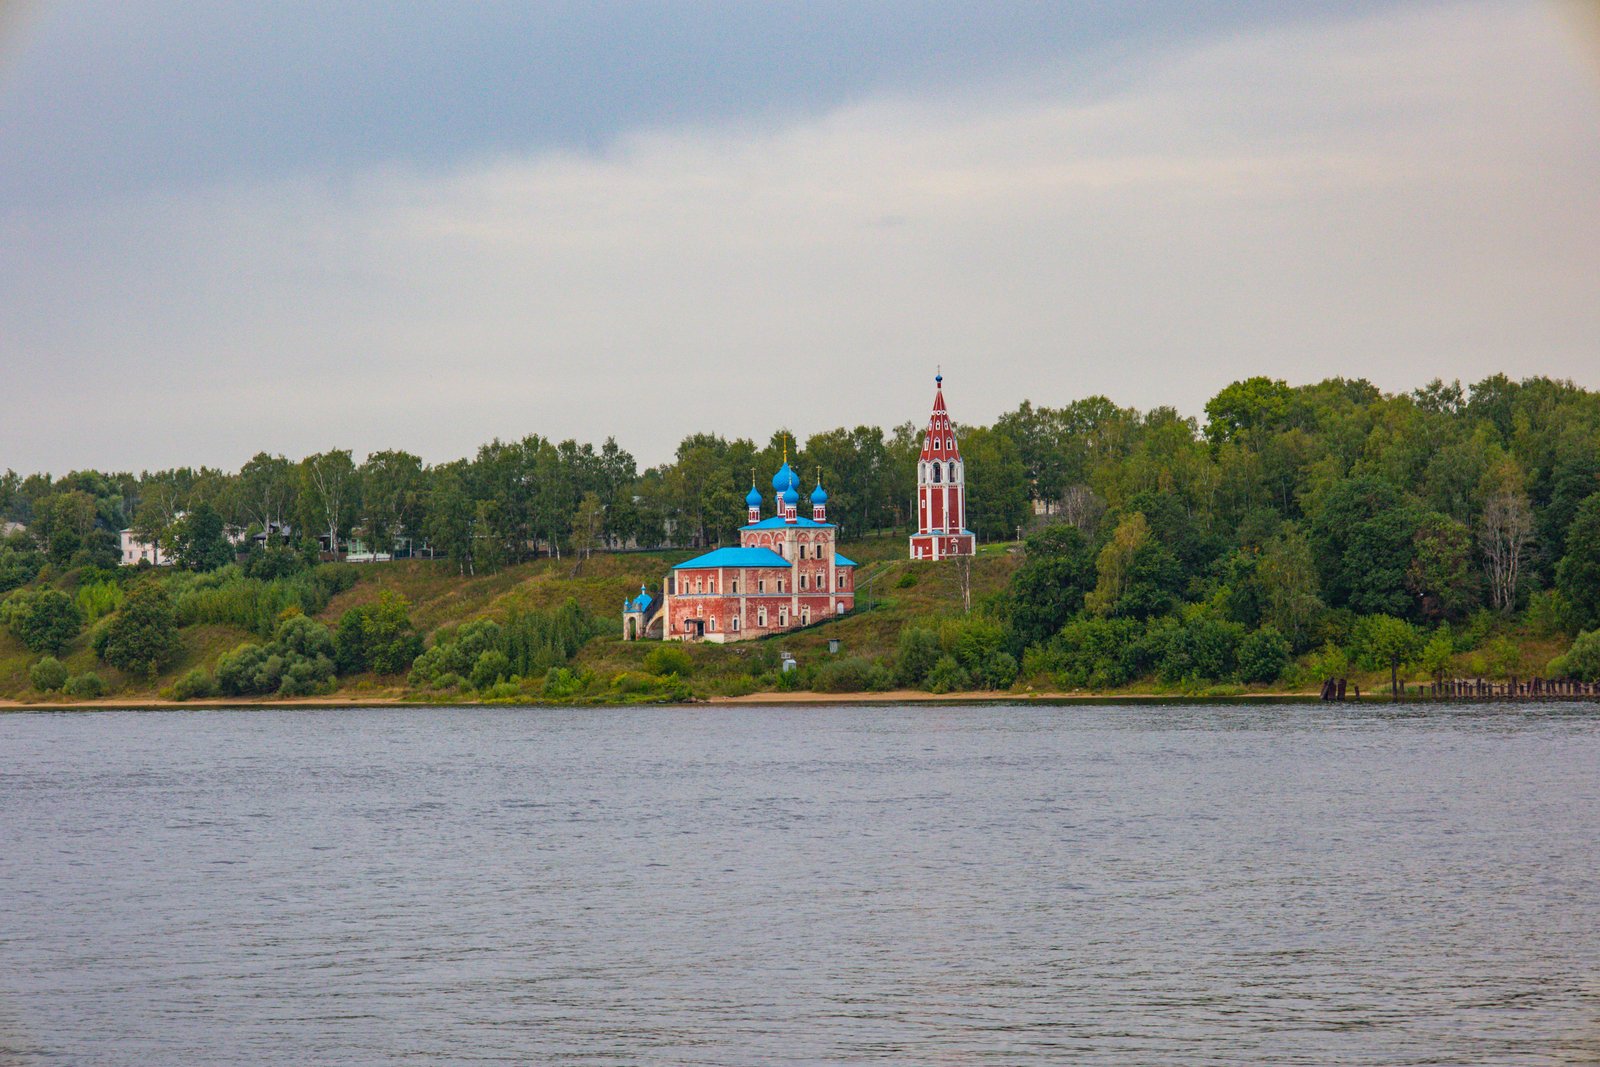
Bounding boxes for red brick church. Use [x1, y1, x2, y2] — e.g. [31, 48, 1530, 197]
[626, 453, 858, 643]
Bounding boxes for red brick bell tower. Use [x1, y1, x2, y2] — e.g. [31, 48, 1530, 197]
[909, 372, 976, 561]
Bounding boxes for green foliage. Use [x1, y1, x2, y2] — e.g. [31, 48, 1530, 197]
[469, 649, 512, 690]
[29, 655, 68, 692]
[894, 627, 942, 687]
[1025, 616, 1145, 690]
[1556, 494, 1600, 631]
[408, 618, 503, 684]
[215, 615, 336, 696]
[1420, 628, 1455, 683]
[1549, 630, 1600, 682]
[1237, 626, 1290, 684]
[171, 668, 217, 701]
[1007, 524, 1094, 648]
[501, 599, 598, 676]
[541, 666, 589, 699]
[167, 563, 359, 637]
[334, 591, 424, 675]
[1310, 478, 1422, 618]
[893, 570, 919, 589]
[63, 672, 105, 699]
[812, 655, 893, 693]
[3, 588, 83, 654]
[169, 502, 235, 572]
[924, 654, 971, 694]
[643, 644, 693, 678]
[0, 543, 43, 593]
[75, 579, 123, 623]
[1352, 613, 1424, 693]
[1145, 614, 1245, 686]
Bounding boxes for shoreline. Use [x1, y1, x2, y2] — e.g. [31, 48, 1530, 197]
[8, 689, 1596, 712]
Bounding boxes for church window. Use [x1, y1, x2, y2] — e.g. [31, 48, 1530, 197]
[779, 610, 787, 627]
[777, 578, 785, 593]
[802, 608, 810, 626]
[932, 463, 942, 483]
[708, 578, 716, 594]
[758, 578, 766, 593]
[800, 575, 808, 590]
[732, 616, 741, 631]
[758, 609, 767, 627]
[731, 579, 739, 593]
[934, 438, 941, 451]
[695, 578, 703, 594]
[708, 618, 716, 632]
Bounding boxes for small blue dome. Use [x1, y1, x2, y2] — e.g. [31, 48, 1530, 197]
[746, 486, 763, 507]
[783, 487, 799, 506]
[811, 483, 828, 504]
[771, 462, 799, 492]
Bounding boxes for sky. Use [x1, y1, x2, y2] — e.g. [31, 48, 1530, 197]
[2, 0, 1597, 476]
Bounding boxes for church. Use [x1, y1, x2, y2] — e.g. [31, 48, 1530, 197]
[909, 372, 976, 560]
[625, 454, 857, 643]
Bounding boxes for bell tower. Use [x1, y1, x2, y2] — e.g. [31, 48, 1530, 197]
[909, 372, 975, 561]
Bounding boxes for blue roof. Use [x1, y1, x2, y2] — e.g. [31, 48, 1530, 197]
[771, 462, 799, 492]
[741, 516, 833, 530]
[673, 546, 790, 570]
[745, 486, 763, 507]
[835, 553, 857, 567]
[810, 483, 828, 504]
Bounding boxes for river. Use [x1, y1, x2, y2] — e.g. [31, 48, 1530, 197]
[2, 703, 1597, 1064]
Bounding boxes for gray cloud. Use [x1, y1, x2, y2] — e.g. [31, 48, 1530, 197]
[2, 0, 1596, 475]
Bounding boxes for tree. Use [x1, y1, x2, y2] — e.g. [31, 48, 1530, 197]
[1420, 628, 1455, 685]
[1355, 614, 1422, 697]
[1204, 376, 1295, 446]
[1479, 465, 1534, 614]
[299, 450, 357, 555]
[96, 582, 182, 677]
[29, 655, 69, 692]
[1549, 630, 1600, 682]
[170, 501, 235, 571]
[960, 426, 1029, 542]
[1238, 627, 1290, 684]
[4, 588, 83, 654]
[1310, 477, 1422, 618]
[1086, 513, 1150, 616]
[1406, 513, 1477, 621]
[1556, 494, 1600, 631]
[1257, 525, 1324, 650]
[571, 491, 606, 560]
[333, 591, 423, 675]
[235, 452, 296, 540]
[1007, 525, 1094, 648]
[356, 450, 424, 556]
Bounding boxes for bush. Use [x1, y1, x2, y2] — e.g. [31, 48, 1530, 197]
[1238, 627, 1290, 684]
[3, 588, 84, 654]
[409, 618, 503, 685]
[171, 668, 217, 701]
[74, 580, 124, 623]
[541, 666, 588, 699]
[334, 591, 424, 675]
[64, 672, 105, 699]
[470, 649, 512, 690]
[643, 644, 692, 678]
[1028, 616, 1145, 690]
[214, 615, 336, 697]
[894, 570, 919, 589]
[1549, 630, 1600, 682]
[29, 655, 68, 692]
[811, 655, 891, 693]
[894, 627, 942, 687]
[96, 582, 182, 677]
[924, 655, 971, 694]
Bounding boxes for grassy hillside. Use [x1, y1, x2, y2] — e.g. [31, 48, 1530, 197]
[0, 535, 1588, 705]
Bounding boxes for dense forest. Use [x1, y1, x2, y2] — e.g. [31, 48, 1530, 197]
[4, 372, 1600, 699]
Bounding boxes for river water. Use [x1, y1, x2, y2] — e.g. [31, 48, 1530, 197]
[1, 703, 1597, 1065]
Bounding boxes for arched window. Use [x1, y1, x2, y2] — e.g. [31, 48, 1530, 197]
[932, 463, 942, 483]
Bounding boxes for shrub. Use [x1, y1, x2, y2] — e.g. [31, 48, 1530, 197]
[409, 618, 503, 684]
[1030, 616, 1145, 690]
[171, 668, 217, 701]
[541, 667, 588, 699]
[214, 615, 336, 697]
[3, 588, 84, 654]
[894, 627, 941, 687]
[643, 644, 692, 678]
[1238, 627, 1290, 684]
[96, 582, 182, 677]
[894, 570, 919, 589]
[924, 655, 971, 694]
[334, 591, 423, 675]
[811, 655, 891, 693]
[470, 649, 512, 690]
[63, 672, 105, 699]
[1549, 630, 1600, 682]
[1146, 614, 1245, 685]
[29, 655, 68, 692]
[74, 580, 124, 623]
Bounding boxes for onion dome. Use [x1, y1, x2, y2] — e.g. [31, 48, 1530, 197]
[811, 482, 828, 505]
[771, 462, 799, 493]
[746, 485, 763, 508]
[783, 487, 799, 507]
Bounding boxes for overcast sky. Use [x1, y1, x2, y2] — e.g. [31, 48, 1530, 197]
[2, 1, 1597, 476]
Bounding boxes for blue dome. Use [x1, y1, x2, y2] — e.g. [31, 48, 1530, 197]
[811, 483, 828, 504]
[771, 462, 799, 492]
[782, 487, 799, 506]
[745, 486, 763, 507]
